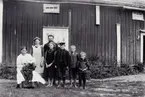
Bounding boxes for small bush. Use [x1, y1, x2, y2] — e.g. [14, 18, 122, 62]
[117, 64, 135, 76]
[88, 56, 141, 79]
[133, 63, 145, 73]
[0, 63, 16, 80]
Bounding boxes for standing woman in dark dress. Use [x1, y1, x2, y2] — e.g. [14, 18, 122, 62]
[45, 42, 56, 87]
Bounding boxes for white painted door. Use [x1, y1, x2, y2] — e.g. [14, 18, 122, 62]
[43, 27, 69, 50]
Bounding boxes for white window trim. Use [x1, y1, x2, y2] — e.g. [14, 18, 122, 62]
[140, 33, 145, 63]
[116, 23, 121, 66]
[96, 6, 100, 25]
[0, 0, 3, 63]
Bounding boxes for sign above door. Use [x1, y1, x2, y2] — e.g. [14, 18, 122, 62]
[43, 4, 60, 13]
[132, 11, 144, 21]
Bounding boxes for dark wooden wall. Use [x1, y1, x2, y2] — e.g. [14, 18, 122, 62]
[3, 1, 145, 65]
[121, 10, 145, 64]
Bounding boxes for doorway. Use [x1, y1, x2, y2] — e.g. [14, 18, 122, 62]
[43, 27, 69, 50]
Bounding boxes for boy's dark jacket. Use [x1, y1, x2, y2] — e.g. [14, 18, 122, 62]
[55, 49, 71, 68]
[69, 52, 79, 68]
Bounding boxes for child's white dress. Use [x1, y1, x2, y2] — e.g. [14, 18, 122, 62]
[16, 53, 45, 84]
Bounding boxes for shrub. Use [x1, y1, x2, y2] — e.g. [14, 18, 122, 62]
[133, 63, 145, 73]
[88, 56, 140, 79]
[117, 64, 135, 76]
[0, 63, 16, 80]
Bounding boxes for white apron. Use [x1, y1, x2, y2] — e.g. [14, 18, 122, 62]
[32, 45, 44, 74]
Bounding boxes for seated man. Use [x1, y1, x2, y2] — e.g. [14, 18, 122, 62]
[16, 46, 46, 88]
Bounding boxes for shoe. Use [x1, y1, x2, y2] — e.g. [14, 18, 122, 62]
[36, 82, 40, 88]
[74, 85, 77, 88]
[50, 83, 53, 87]
[57, 84, 61, 88]
[62, 84, 66, 88]
[46, 84, 50, 87]
[78, 85, 81, 88]
[16, 84, 20, 89]
[21, 82, 24, 88]
[83, 86, 86, 89]
[32, 82, 37, 88]
[69, 84, 73, 87]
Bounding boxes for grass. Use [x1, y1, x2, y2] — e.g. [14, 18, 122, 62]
[0, 77, 145, 97]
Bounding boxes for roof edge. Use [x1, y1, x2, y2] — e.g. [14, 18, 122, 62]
[7, 0, 145, 9]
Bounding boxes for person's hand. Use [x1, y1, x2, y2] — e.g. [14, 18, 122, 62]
[40, 57, 44, 67]
[46, 63, 49, 68]
[49, 63, 52, 66]
[46, 63, 52, 68]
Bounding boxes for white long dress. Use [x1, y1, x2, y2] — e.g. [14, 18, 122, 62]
[16, 53, 46, 84]
[32, 45, 44, 74]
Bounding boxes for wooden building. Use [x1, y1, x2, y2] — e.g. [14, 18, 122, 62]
[1, 0, 145, 66]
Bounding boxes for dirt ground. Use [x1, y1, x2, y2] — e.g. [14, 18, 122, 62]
[0, 74, 145, 97]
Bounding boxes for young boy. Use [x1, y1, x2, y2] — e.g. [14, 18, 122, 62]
[77, 52, 90, 89]
[55, 42, 70, 87]
[69, 45, 79, 87]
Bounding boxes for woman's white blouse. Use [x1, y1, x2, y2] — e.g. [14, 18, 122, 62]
[16, 54, 35, 70]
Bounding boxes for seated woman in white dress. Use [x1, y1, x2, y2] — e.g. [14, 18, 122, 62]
[16, 46, 46, 88]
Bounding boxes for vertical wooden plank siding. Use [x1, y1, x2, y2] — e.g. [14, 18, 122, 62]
[121, 10, 145, 64]
[3, 1, 145, 65]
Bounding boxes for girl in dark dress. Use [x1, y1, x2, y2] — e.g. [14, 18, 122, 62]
[45, 42, 56, 87]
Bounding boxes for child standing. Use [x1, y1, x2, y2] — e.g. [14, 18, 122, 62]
[77, 52, 90, 89]
[69, 45, 79, 87]
[45, 42, 56, 87]
[55, 42, 70, 88]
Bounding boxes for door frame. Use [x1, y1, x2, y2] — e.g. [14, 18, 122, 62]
[43, 26, 70, 49]
[0, 0, 3, 63]
[43, 26, 69, 29]
[140, 32, 145, 63]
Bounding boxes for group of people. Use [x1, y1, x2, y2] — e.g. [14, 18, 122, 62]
[16, 35, 90, 89]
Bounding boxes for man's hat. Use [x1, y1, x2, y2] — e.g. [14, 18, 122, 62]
[48, 34, 54, 38]
[59, 42, 65, 46]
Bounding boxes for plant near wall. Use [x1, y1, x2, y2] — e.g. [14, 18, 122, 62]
[0, 62, 16, 79]
[88, 56, 119, 79]
[133, 63, 145, 73]
[117, 64, 135, 76]
[88, 56, 138, 79]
